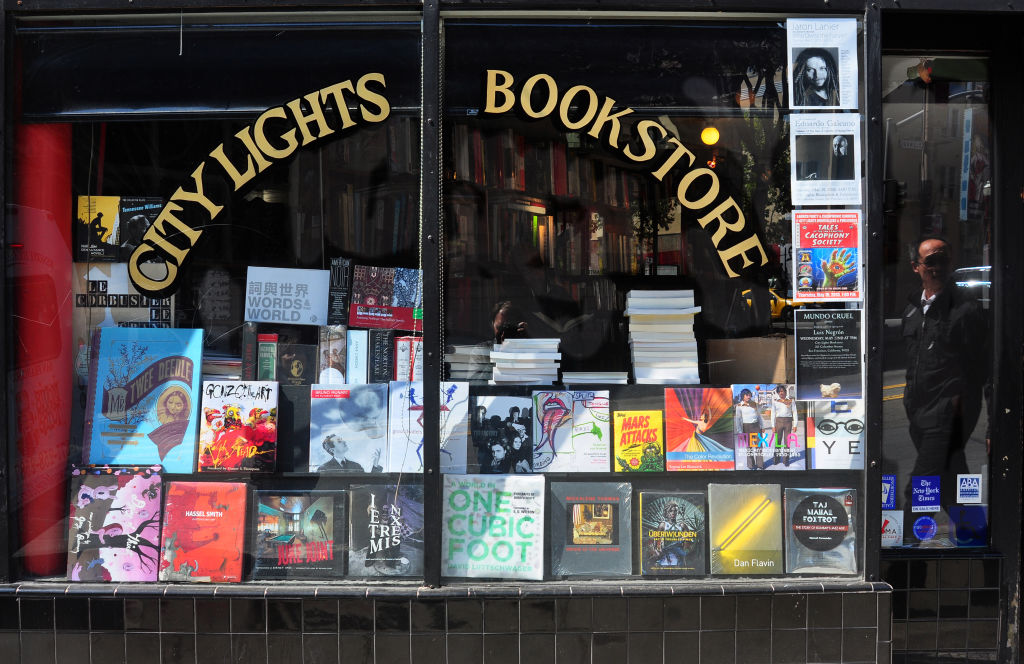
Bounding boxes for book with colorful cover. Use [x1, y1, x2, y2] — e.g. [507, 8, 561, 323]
[197, 381, 279, 472]
[732, 384, 806, 470]
[708, 483, 783, 575]
[550, 482, 631, 576]
[471, 395, 534, 473]
[439, 382, 471, 474]
[348, 484, 424, 577]
[317, 325, 347, 383]
[74, 195, 163, 262]
[785, 487, 857, 574]
[83, 327, 204, 473]
[664, 387, 735, 471]
[613, 410, 664, 472]
[67, 465, 163, 582]
[387, 381, 426, 472]
[638, 491, 706, 576]
[348, 265, 423, 330]
[308, 383, 388, 473]
[532, 390, 611, 473]
[253, 491, 346, 579]
[807, 400, 865, 469]
[159, 481, 247, 582]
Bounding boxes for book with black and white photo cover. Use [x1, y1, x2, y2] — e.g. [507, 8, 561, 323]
[550, 482, 632, 577]
[348, 484, 424, 577]
[638, 490, 706, 576]
[470, 394, 534, 473]
[252, 490, 346, 580]
[308, 383, 388, 473]
[784, 487, 857, 574]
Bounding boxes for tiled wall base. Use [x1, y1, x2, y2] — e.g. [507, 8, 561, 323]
[0, 584, 892, 663]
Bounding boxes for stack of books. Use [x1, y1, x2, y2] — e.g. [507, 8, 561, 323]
[489, 338, 561, 384]
[626, 290, 700, 384]
[444, 344, 493, 382]
[561, 371, 629, 385]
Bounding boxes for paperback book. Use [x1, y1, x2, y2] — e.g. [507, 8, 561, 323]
[550, 482, 632, 577]
[638, 491, 706, 576]
[348, 484, 424, 577]
[807, 400, 865, 469]
[159, 481, 247, 582]
[197, 381, 278, 472]
[439, 382, 471, 474]
[317, 325, 347, 383]
[277, 344, 317, 387]
[785, 487, 857, 574]
[613, 410, 664, 472]
[732, 384, 806, 470]
[708, 483, 783, 575]
[532, 390, 611, 473]
[387, 381, 427, 473]
[471, 395, 534, 473]
[253, 491, 346, 579]
[348, 265, 423, 330]
[74, 195, 163, 262]
[309, 384, 388, 473]
[67, 465, 163, 582]
[664, 387, 735, 471]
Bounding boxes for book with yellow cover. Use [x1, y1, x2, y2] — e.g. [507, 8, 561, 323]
[708, 483, 783, 575]
[613, 410, 664, 472]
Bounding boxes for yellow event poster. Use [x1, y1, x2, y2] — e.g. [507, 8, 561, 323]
[613, 410, 664, 472]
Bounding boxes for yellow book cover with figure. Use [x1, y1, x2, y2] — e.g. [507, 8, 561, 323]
[613, 410, 664, 472]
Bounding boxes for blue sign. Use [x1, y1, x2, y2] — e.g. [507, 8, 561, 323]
[881, 475, 896, 510]
[911, 475, 941, 513]
[913, 515, 938, 541]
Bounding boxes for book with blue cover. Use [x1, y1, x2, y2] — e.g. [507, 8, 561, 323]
[82, 327, 204, 473]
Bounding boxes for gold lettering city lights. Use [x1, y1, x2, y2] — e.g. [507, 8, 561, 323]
[485, 70, 767, 278]
[128, 73, 391, 297]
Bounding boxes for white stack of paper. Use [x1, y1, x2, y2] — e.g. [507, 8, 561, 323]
[626, 290, 701, 384]
[444, 344, 493, 382]
[488, 338, 561, 385]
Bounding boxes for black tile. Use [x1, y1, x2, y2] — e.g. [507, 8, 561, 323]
[700, 595, 736, 630]
[908, 559, 939, 589]
[304, 599, 339, 633]
[555, 632, 590, 664]
[940, 559, 971, 588]
[772, 630, 807, 664]
[91, 597, 125, 631]
[195, 599, 231, 634]
[882, 559, 909, 589]
[376, 600, 411, 633]
[483, 633, 519, 664]
[196, 634, 232, 664]
[970, 589, 999, 619]
[971, 559, 1000, 588]
[92, 632, 126, 664]
[411, 633, 445, 664]
[841, 628, 876, 663]
[808, 593, 842, 629]
[628, 631, 663, 663]
[842, 592, 877, 628]
[521, 599, 556, 633]
[268, 599, 302, 632]
[878, 593, 892, 639]
[340, 633, 374, 664]
[938, 590, 969, 619]
[162, 632, 196, 664]
[891, 621, 907, 650]
[807, 627, 842, 663]
[411, 600, 445, 633]
[339, 599, 374, 632]
[520, 633, 555, 664]
[773, 594, 807, 629]
[447, 634, 482, 663]
[700, 630, 735, 664]
[627, 598, 663, 632]
[20, 597, 54, 630]
[22, 630, 55, 664]
[591, 598, 626, 632]
[304, 633, 339, 664]
[0, 598, 18, 630]
[936, 620, 968, 649]
[664, 596, 699, 631]
[268, 634, 301, 664]
[483, 600, 519, 633]
[735, 594, 772, 630]
[161, 598, 196, 633]
[232, 599, 266, 634]
[967, 620, 999, 650]
[55, 597, 90, 631]
[124, 598, 159, 632]
[126, 633, 161, 664]
[877, 642, 892, 664]
[664, 630, 699, 654]
[736, 630, 770, 662]
[57, 632, 90, 663]
[555, 598, 591, 632]
[232, 634, 267, 664]
[446, 600, 482, 633]
[0, 632, 19, 663]
[905, 620, 936, 651]
[892, 591, 908, 621]
[376, 634, 411, 664]
[592, 632, 627, 664]
[907, 590, 937, 619]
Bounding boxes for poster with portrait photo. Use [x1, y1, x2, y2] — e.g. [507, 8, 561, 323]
[787, 18, 858, 110]
[794, 309, 863, 401]
[792, 209, 862, 302]
[790, 113, 862, 206]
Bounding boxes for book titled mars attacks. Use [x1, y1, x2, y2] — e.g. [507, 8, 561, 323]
[159, 481, 246, 582]
[83, 327, 203, 473]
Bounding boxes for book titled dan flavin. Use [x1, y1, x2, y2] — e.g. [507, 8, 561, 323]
[638, 491, 706, 576]
[348, 265, 423, 330]
[83, 327, 203, 473]
[159, 481, 246, 582]
[253, 491, 346, 580]
[664, 387, 735, 471]
[613, 410, 664, 472]
[708, 483, 783, 575]
[550, 482, 631, 576]
[197, 381, 278, 472]
[348, 484, 424, 577]
[67, 465, 163, 582]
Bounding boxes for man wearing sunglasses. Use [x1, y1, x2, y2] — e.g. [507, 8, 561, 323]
[902, 236, 989, 545]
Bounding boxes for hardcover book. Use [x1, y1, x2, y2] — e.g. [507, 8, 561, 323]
[83, 327, 204, 473]
[253, 491, 346, 579]
[708, 483, 783, 575]
[67, 465, 163, 582]
[471, 395, 534, 473]
[197, 381, 279, 472]
[732, 384, 806, 470]
[277, 343, 317, 387]
[442, 475, 545, 580]
[317, 325, 347, 384]
[348, 265, 423, 330]
[75, 195, 163, 262]
[785, 487, 857, 574]
[638, 491, 706, 576]
[613, 410, 664, 472]
[348, 484, 424, 577]
[159, 481, 247, 582]
[346, 329, 369, 384]
[387, 381, 426, 473]
[369, 329, 396, 383]
[309, 383, 387, 473]
[807, 400, 865, 469]
[327, 257, 353, 325]
[531, 390, 611, 473]
[439, 382, 471, 474]
[664, 387, 735, 471]
[550, 482, 632, 577]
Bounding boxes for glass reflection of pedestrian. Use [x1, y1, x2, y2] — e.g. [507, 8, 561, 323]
[793, 48, 840, 107]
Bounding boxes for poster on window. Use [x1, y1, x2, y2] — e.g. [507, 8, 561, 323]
[790, 114, 862, 206]
[792, 210, 862, 302]
[245, 266, 329, 326]
[794, 309, 863, 401]
[787, 18, 858, 110]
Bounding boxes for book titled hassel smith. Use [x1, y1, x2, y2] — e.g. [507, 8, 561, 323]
[348, 484, 424, 577]
[159, 481, 246, 582]
[83, 327, 203, 473]
[550, 482, 632, 577]
[638, 491, 706, 575]
[253, 491, 346, 579]
[708, 483, 783, 575]
[784, 487, 857, 574]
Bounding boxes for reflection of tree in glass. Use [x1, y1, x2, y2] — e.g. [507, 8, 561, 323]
[104, 342, 155, 424]
[309, 509, 328, 539]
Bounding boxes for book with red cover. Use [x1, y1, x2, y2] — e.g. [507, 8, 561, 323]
[348, 265, 422, 330]
[159, 481, 247, 582]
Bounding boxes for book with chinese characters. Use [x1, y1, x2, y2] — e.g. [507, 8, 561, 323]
[159, 481, 247, 582]
[197, 381, 279, 472]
